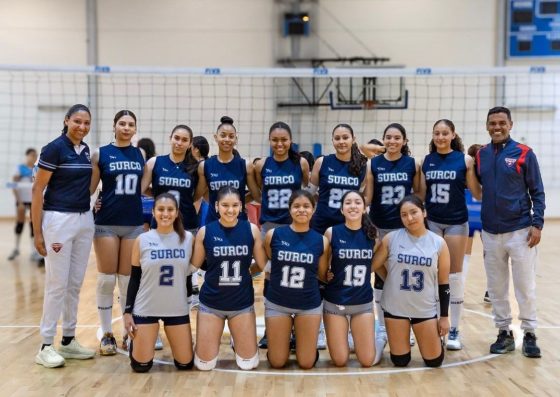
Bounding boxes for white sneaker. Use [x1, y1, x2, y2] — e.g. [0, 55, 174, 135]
[155, 334, 164, 350]
[446, 328, 462, 350]
[317, 327, 327, 350]
[374, 328, 387, 365]
[35, 345, 65, 368]
[409, 331, 416, 347]
[58, 339, 95, 359]
[190, 293, 200, 310]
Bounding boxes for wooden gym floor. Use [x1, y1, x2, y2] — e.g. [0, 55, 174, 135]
[0, 219, 559, 397]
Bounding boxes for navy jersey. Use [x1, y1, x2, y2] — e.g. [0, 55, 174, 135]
[370, 155, 416, 229]
[324, 224, 374, 305]
[38, 133, 92, 213]
[152, 155, 198, 230]
[95, 144, 144, 226]
[259, 157, 303, 224]
[204, 155, 248, 224]
[200, 220, 255, 311]
[312, 154, 366, 234]
[266, 226, 324, 310]
[422, 151, 467, 224]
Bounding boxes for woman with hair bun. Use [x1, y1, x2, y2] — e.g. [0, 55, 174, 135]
[198, 116, 260, 224]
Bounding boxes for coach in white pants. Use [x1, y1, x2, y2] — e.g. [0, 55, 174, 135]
[476, 106, 545, 358]
[32, 104, 97, 368]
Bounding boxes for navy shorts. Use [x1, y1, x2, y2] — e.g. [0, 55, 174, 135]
[383, 310, 437, 325]
[132, 314, 190, 326]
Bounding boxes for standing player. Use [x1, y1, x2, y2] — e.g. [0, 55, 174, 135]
[364, 123, 420, 358]
[477, 106, 545, 358]
[141, 124, 203, 233]
[373, 195, 450, 368]
[198, 116, 260, 224]
[9, 148, 39, 261]
[123, 193, 194, 372]
[32, 104, 96, 368]
[190, 187, 267, 371]
[90, 110, 145, 356]
[254, 121, 309, 233]
[419, 119, 480, 351]
[323, 191, 377, 367]
[310, 123, 368, 234]
[264, 190, 329, 369]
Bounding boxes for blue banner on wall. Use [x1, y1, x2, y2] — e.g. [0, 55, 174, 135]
[508, 0, 560, 57]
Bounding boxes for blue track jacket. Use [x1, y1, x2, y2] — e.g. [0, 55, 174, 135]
[476, 137, 545, 234]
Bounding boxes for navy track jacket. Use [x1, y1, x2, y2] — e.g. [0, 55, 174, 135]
[476, 138, 545, 234]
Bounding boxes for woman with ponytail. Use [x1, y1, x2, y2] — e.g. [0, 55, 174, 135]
[90, 110, 145, 356]
[310, 124, 368, 234]
[323, 190, 377, 367]
[419, 119, 481, 351]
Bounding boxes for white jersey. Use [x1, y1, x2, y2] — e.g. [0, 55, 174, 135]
[381, 228, 443, 318]
[133, 229, 193, 317]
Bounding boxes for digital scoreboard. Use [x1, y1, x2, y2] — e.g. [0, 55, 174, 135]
[508, 0, 560, 57]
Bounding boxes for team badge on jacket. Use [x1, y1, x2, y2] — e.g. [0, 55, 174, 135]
[51, 243, 63, 253]
[505, 158, 516, 167]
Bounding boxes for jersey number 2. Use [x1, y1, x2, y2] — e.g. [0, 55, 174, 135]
[159, 265, 174, 286]
[280, 266, 305, 289]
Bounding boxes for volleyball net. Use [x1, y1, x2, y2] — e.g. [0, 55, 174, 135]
[1, 64, 559, 193]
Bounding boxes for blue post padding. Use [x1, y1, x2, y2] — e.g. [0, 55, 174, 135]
[312, 143, 322, 157]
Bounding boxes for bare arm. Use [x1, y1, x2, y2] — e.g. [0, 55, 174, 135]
[31, 168, 52, 256]
[309, 156, 324, 195]
[250, 224, 267, 273]
[140, 156, 156, 196]
[317, 236, 330, 283]
[246, 161, 261, 204]
[264, 229, 274, 259]
[465, 155, 482, 201]
[372, 234, 390, 280]
[417, 158, 427, 201]
[89, 149, 101, 195]
[254, 158, 264, 190]
[412, 158, 422, 197]
[190, 227, 207, 268]
[364, 160, 374, 206]
[360, 143, 385, 159]
[437, 240, 451, 285]
[300, 157, 310, 187]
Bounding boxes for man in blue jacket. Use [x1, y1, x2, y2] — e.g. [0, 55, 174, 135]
[476, 106, 545, 358]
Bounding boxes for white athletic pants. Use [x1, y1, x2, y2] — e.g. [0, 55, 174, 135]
[481, 227, 537, 331]
[40, 211, 94, 344]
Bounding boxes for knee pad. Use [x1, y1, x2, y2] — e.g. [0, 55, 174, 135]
[15, 222, 24, 235]
[423, 349, 444, 368]
[235, 351, 259, 370]
[390, 352, 411, 367]
[130, 355, 153, 373]
[373, 273, 385, 289]
[174, 358, 194, 371]
[186, 274, 193, 297]
[194, 353, 218, 371]
[97, 273, 117, 295]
